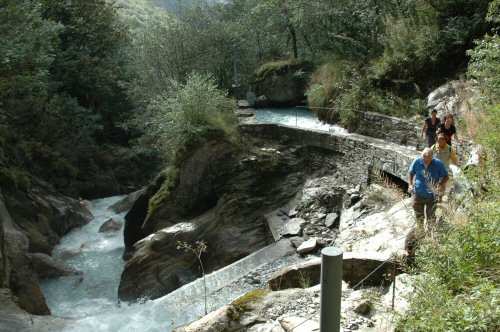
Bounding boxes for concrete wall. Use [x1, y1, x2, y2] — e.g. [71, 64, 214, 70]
[240, 123, 419, 186]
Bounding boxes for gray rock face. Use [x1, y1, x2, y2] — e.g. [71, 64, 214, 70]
[28, 253, 80, 279]
[174, 179, 417, 332]
[109, 189, 145, 214]
[119, 141, 339, 301]
[324, 212, 339, 228]
[0, 179, 92, 316]
[296, 238, 317, 255]
[0, 288, 68, 331]
[98, 218, 122, 233]
[280, 218, 306, 237]
[0, 191, 50, 315]
[427, 80, 469, 119]
[2, 178, 92, 254]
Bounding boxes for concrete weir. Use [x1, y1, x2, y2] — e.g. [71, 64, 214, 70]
[239, 121, 420, 185]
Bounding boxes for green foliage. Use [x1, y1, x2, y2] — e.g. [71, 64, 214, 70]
[467, 2, 500, 162]
[129, 73, 238, 160]
[306, 61, 350, 109]
[37, 94, 101, 153]
[115, 0, 168, 30]
[147, 166, 179, 215]
[467, 35, 500, 105]
[254, 59, 303, 82]
[232, 289, 269, 311]
[0, 167, 31, 190]
[1, 0, 136, 194]
[399, 9, 500, 326]
[363, 91, 426, 117]
[306, 61, 363, 125]
[486, 0, 500, 25]
[371, 1, 444, 84]
[399, 194, 500, 331]
[371, 0, 490, 91]
[400, 275, 499, 331]
[306, 58, 425, 126]
[0, 0, 60, 117]
[17, 140, 78, 179]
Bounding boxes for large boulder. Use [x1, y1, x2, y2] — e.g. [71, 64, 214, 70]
[0, 178, 93, 316]
[0, 190, 50, 315]
[119, 142, 340, 301]
[336, 199, 413, 258]
[427, 80, 470, 119]
[0, 288, 68, 331]
[109, 189, 145, 214]
[2, 177, 92, 254]
[250, 61, 312, 107]
[28, 253, 81, 279]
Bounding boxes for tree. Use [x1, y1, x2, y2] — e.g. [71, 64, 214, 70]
[39, 0, 132, 143]
[0, 0, 60, 129]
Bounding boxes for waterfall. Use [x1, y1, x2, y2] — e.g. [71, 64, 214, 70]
[254, 107, 347, 133]
[40, 196, 295, 331]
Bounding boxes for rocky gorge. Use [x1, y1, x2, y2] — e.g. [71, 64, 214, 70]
[0, 80, 475, 331]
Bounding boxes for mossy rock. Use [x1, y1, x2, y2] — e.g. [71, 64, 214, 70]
[231, 289, 269, 311]
[254, 59, 311, 83]
[145, 167, 179, 221]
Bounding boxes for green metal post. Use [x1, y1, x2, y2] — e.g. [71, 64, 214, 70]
[320, 246, 343, 332]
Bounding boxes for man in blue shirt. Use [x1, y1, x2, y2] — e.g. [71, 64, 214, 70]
[408, 148, 449, 233]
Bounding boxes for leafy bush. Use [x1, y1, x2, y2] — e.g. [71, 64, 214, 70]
[306, 61, 353, 109]
[130, 72, 238, 160]
[17, 140, 78, 179]
[467, 34, 500, 106]
[0, 167, 31, 190]
[371, 2, 444, 84]
[306, 61, 365, 127]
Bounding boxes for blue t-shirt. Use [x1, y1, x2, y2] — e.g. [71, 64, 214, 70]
[409, 157, 448, 198]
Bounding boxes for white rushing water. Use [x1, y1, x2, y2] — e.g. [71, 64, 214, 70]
[40, 196, 294, 331]
[254, 107, 347, 134]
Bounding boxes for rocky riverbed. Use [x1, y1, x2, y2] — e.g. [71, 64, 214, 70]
[173, 172, 416, 332]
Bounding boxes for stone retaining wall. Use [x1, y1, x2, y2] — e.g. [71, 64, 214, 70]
[240, 123, 419, 186]
[353, 111, 422, 150]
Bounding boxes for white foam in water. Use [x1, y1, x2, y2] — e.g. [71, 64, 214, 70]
[40, 196, 295, 332]
[254, 107, 347, 134]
